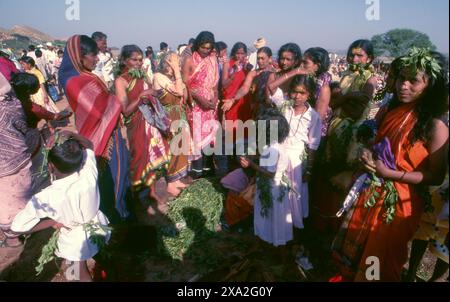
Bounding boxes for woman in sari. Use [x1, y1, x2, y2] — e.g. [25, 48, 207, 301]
[312, 40, 378, 234]
[19, 56, 60, 114]
[0, 72, 32, 251]
[153, 51, 192, 189]
[58, 35, 129, 223]
[266, 43, 303, 108]
[182, 31, 219, 179]
[221, 42, 252, 141]
[115, 45, 181, 209]
[331, 49, 449, 281]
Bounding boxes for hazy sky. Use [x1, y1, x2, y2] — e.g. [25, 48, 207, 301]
[1, 0, 448, 53]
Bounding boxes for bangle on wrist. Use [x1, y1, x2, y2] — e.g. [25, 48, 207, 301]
[399, 171, 406, 181]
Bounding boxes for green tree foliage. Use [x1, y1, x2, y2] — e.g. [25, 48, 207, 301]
[371, 29, 436, 57]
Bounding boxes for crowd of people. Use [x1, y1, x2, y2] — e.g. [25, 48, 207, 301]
[0, 30, 448, 282]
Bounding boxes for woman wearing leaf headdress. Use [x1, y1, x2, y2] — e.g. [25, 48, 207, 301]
[331, 48, 449, 281]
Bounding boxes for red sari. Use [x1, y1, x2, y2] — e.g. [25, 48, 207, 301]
[120, 72, 170, 189]
[223, 59, 252, 122]
[332, 102, 429, 281]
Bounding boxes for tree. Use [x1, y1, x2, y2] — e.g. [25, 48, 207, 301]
[371, 29, 436, 57]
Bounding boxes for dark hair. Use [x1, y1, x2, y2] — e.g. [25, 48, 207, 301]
[215, 41, 227, 53]
[160, 42, 168, 50]
[390, 51, 449, 144]
[117, 45, 143, 75]
[49, 139, 84, 174]
[19, 56, 35, 67]
[257, 47, 273, 58]
[230, 42, 248, 58]
[10, 72, 40, 102]
[304, 47, 330, 76]
[57, 49, 64, 55]
[0, 50, 9, 59]
[346, 39, 374, 64]
[188, 38, 195, 45]
[178, 44, 187, 52]
[80, 35, 99, 57]
[35, 49, 43, 58]
[278, 43, 302, 69]
[192, 31, 215, 52]
[91, 32, 107, 41]
[289, 75, 317, 104]
[145, 50, 153, 58]
[257, 107, 290, 145]
[28, 45, 35, 52]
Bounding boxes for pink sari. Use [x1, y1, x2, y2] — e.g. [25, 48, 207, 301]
[187, 51, 219, 158]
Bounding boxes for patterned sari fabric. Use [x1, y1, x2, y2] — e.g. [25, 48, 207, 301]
[153, 72, 189, 182]
[332, 102, 429, 281]
[59, 35, 129, 220]
[0, 75, 32, 230]
[187, 51, 219, 159]
[311, 67, 374, 233]
[120, 71, 170, 189]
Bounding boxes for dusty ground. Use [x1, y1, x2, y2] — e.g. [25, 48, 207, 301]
[0, 97, 447, 282]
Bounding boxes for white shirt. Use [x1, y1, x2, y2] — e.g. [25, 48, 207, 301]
[11, 149, 110, 261]
[248, 51, 258, 71]
[93, 52, 114, 83]
[283, 105, 322, 151]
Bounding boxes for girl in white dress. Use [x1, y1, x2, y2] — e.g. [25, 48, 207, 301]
[280, 75, 322, 231]
[239, 109, 290, 247]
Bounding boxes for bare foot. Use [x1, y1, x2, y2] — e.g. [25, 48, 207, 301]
[167, 182, 181, 197]
[171, 180, 188, 189]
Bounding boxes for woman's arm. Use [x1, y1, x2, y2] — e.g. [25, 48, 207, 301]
[115, 77, 146, 117]
[315, 84, 331, 120]
[267, 67, 305, 96]
[222, 70, 256, 112]
[181, 56, 192, 84]
[239, 156, 276, 179]
[364, 119, 449, 185]
[222, 61, 235, 89]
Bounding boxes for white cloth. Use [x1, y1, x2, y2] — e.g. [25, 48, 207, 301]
[93, 52, 114, 84]
[248, 51, 257, 71]
[26, 51, 37, 61]
[143, 58, 154, 83]
[254, 142, 295, 246]
[270, 88, 287, 108]
[11, 149, 111, 261]
[281, 106, 322, 229]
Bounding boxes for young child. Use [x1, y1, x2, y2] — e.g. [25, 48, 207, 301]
[11, 130, 110, 282]
[239, 108, 290, 248]
[282, 76, 322, 220]
[280, 75, 322, 268]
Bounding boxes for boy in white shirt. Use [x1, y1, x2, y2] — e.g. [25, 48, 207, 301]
[11, 131, 110, 282]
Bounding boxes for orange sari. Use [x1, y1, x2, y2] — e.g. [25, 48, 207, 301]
[332, 101, 429, 281]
